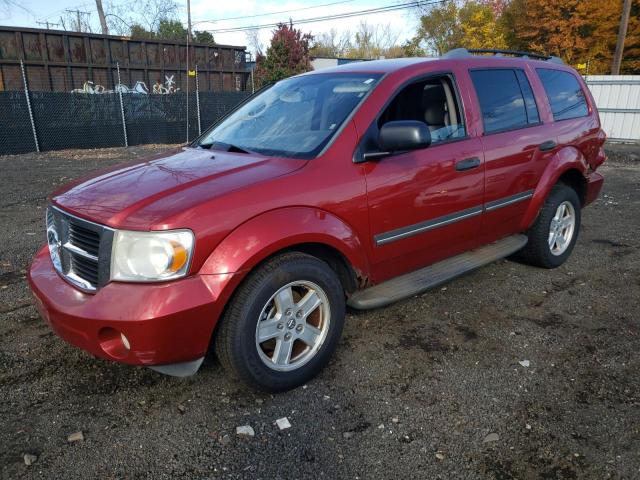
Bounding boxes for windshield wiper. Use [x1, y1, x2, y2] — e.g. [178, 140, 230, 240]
[198, 141, 254, 154]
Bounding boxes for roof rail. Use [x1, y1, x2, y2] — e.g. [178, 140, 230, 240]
[443, 48, 564, 64]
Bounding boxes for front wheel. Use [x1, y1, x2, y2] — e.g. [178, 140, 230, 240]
[519, 184, 582, 268]
[214, 252, 345, 392]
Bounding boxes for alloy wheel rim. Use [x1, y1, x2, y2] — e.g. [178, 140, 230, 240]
[255, 281, 330, 372]
[548, 200, 576, 256]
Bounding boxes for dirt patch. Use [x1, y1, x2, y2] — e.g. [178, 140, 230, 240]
[1, 145, 639, 479]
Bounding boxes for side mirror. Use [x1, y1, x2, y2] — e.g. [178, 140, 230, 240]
[363, 120, 431, 161]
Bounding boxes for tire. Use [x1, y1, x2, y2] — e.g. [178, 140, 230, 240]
[214, 252, 346, 392]
[518, 183, 581, 268]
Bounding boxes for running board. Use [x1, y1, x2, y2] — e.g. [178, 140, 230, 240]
[348, 234, 528, 310]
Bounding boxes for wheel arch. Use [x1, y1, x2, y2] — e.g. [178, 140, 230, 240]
[557, 169, 587, 205]
[520, 146, 589, 230]
[199, 206, 370, 290]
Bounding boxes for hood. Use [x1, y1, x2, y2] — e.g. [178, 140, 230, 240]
[52, 147, 306, 229]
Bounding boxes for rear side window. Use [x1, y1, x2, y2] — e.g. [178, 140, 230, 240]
[470, 69, 540, 134]
[537, 68, 588, 121]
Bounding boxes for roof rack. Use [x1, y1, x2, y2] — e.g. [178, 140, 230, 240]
[443, 48, 564, 64]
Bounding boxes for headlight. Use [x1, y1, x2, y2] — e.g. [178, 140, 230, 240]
[110, 230, 194, 282]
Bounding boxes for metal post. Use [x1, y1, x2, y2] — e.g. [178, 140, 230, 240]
[251, 66, 255, 94]
[195, 65, 201, 136]
[116, 63, 128, 147]
[20, 60, 40, 153]
[249, 52, 255, 94]
[186, 31, 190, 143]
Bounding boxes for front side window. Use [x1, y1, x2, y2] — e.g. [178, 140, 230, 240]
[378, 74, 466, 144]
[196, 73, 381, 159]
[471, 69, 541, 134]
[536, 68, 588, 121]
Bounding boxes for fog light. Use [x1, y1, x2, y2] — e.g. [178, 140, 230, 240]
[98, 327, 131, 359]
[120, 333, 131, 350]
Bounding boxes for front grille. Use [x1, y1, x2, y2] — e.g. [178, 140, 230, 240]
[71, 253, 100, 285]
[69, 223, 100, 257]
[46, 206, 114, 292]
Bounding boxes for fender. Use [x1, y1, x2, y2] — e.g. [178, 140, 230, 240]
[520, 146, 589, 230]
[199, 206, 370, 279]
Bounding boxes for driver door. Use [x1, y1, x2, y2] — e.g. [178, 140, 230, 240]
[358, 73, 485, 282]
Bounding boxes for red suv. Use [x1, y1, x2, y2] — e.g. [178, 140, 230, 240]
[29, 49, 606, 391]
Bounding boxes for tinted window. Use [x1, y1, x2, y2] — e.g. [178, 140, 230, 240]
[537, 68, 588, 121]
[470, 69, 530, 133]
[515, 70, 540, 124]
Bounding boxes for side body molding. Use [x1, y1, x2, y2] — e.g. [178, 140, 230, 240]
[520, 146, 589, 230]
[199, 207, 370, 279]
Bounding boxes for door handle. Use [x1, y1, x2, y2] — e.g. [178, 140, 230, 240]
[539, 140, 557, 151]
[455, 157, 481, 171]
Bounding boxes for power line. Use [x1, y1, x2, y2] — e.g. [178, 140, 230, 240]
[36, 3, 91, 22]
[192, 0, 358, 25]
[202, 0, 443, 34]
[36, 21, 60, 29]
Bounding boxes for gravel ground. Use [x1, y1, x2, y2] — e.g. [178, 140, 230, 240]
[1, 145, 639, 480]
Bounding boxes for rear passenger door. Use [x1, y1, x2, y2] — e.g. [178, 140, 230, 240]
[468, 68, 557, 244]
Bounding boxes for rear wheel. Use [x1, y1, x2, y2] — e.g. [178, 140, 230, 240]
[214, 252, 345, 392]
[519, 184, 581, 268]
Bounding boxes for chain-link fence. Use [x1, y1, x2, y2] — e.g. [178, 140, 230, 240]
[0, 61, 251, 155]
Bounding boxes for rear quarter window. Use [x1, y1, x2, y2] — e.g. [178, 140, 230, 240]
[536, 68, 588, 121]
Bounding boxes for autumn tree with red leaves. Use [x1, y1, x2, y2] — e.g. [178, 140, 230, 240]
[254, 23, 313, 87]
[501, 0, 639, 73]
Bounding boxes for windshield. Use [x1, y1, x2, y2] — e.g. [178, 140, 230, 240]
[196, 73, 382, 159]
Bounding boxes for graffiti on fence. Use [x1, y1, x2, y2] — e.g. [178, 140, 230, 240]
[71, 81, 107, 94]
[153, 75, 180, 94]
[71, 76, 181, 95]
[115, 81, 150, 94]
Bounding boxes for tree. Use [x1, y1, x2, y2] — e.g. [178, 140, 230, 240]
[245, 28, 264, 56]
[624, 1, 640, 73]
[458, 1, 506, 50]
[501, 0, 639, 74]
[60, 10, 93, 33]
[401, 39, 426, 57]
[310, 29, 352, 57]
[193, 30, 215, 45]
[411, 0, 506, 56]
[104, 0, 179, 36]
[156, 19, 188, 41]
[350, 22, 399, 59]
[130, 24, 155, 39]
[310, 23, 403, 59]
[254, 23, 313, 87]
[413, 0, 459, 56]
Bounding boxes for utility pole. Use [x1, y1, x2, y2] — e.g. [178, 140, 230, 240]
[65, 9, 91, 32]
[95, 0, 109, 35]
[187, 0, 192, 40]
[36, 21, 60, 30]
[611, 0, 632, 75]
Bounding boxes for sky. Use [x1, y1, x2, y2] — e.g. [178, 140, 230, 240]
[0, 0, 420, 55]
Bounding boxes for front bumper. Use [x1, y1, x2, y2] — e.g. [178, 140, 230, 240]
[28, 245, 237, 373]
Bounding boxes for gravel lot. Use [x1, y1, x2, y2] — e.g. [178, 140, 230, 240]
[1, 145, 639, 479]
